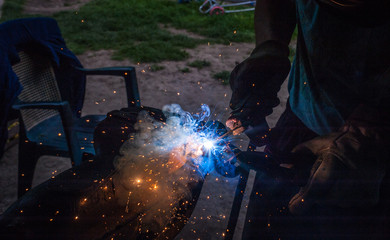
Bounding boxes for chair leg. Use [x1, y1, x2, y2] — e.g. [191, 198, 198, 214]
[18, 140, 40, 198]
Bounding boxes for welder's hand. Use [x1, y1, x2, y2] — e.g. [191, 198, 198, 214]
[288, 120, 390, 215]
[225, 117, 245, 135]
[226, 106, 267, 135]
[229, 40, 290, 133]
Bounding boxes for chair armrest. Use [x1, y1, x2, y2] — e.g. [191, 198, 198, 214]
[13, 101, 83, 165]
[12, 101, 70, 110]
[75, 66, 141, 108]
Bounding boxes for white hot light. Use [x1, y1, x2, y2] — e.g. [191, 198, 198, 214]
[203, 140, 214, 150]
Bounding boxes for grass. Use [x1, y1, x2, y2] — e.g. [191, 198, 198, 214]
[150, 64, 165, 72]
[179, 67, 191, 73]
[1, 0, 26, 20]
[187, 59, 211, 69]
[212, 70, 230, 85]
[1, 0, 255, 63]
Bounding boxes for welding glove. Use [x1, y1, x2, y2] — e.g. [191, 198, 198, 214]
[227, 40, 290, 140]
[288, 105, 390, 215]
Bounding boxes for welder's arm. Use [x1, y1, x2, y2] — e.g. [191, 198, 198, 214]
[289, 105, 390, 215]
[254, 0, 296, 46]
[227, 0, 296, 136]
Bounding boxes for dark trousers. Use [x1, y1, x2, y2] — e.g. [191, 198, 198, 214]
[265, 103, 318, 163]
[242, 103, 318, 240]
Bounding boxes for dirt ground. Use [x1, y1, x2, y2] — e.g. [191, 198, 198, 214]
[0, 0, 289, 239]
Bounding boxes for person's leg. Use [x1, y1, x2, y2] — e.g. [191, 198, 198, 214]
[265, 102, 318, 163]
[242, 102, 318, 239]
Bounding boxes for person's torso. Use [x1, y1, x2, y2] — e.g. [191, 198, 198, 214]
[289, 0, 390, 135]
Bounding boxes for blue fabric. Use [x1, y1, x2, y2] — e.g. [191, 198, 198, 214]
[0, 17, 86, 158]
[289, 0, 390, 135]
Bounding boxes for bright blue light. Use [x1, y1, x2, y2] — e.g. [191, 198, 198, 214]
[203, 140, 214, 150]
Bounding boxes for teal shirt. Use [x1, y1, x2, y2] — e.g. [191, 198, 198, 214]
[289, 0, 390, 135]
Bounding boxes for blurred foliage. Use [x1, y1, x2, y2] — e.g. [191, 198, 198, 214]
[0, 0, 299, 63]
[150, 64, 165, 72]
[187, 59, 211, 69]
[212, 70, 230, 85]
[53, 0, 255, 62]
[179, 67, 191, 73]
[1, 0, 26, 20]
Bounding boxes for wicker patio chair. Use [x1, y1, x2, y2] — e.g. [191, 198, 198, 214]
[12, 50, 140, 198]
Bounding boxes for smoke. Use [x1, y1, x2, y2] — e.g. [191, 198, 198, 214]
[111, 104, 236, 237]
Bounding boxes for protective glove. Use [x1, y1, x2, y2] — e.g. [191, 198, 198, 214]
[288, 105, 390, 215]
[227, 40, 290, 139]
[226, 106, 268, 136]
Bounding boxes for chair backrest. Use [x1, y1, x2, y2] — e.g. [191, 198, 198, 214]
[12, 51, 62, 131]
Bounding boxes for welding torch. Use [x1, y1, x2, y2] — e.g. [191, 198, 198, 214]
[216, 126, 242, 140]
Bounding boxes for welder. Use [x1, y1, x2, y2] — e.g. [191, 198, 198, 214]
[226, 0, 390, 239]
